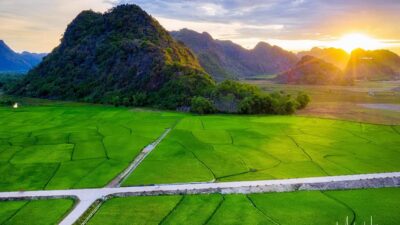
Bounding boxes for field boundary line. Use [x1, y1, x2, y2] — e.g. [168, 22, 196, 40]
[321, 191, 356, 225]
[158, 195, 185, 225]
[246, 195, 281, 225]
[0, 201, 29, 225]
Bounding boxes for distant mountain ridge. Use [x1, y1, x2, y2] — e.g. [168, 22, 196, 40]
[276, 55, 351, 85]
[298, 47, 350, 69]
[0, 40, 46, 73]
[171, 29, 298, 81]
[345, 48, 400, 81]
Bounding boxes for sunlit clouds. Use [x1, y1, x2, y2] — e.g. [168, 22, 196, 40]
[1, 0, 400, 53]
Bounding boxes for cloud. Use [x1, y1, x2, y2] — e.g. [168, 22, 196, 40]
[1, 0, 400, 53]
[114, 0, 400, 40]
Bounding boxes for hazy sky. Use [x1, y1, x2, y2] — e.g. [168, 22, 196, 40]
[1, 0, 400, 53]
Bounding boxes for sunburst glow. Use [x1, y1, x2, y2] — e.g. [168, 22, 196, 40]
[334, 33, 384, 53]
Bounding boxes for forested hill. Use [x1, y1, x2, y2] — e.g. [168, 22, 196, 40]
[11, 4, 213, 109]
[171, 29, 298, 81]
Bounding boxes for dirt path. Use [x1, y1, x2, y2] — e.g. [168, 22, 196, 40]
[106, 128, 171, 188]
[0, 172, 399, 225]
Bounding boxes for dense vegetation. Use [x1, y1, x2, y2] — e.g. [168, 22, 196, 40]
[191, 80, 310, 114]
[87, 188, 400, 225]
[10, 5, 212, 109]
[0, 73, 23, 93]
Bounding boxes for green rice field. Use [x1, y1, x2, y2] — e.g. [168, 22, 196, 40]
[1, 103, 399, 190]
[124, 115, 400, 185]
[87, 188, 400, 225]
[0, 105, 181, 191]
[0, 198, 74, 225]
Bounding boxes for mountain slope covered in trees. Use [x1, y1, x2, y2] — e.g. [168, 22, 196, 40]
[171, 29, 298, 81]
[11, 5, 214, 109]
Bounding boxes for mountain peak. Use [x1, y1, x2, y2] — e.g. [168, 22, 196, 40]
[346, 48, 400, 80]
[0, 40, 12, 52]
[11, 4, 210, 108]
[172, 29, 298, 80]
[254, 42, 272, 50]
[277, 55, 350, 85]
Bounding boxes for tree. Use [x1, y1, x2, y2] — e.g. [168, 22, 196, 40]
[296, 92, 310, 109]
[238, 94, 273, 114]
[190, 96, 215, 114]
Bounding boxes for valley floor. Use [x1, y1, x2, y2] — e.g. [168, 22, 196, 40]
[0, 98, 399, 224]
[245, 80, 400, 125]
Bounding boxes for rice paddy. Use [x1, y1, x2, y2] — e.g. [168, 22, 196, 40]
[0, 199, 74, 225]
[0, 105, 181, 191]
[123, 115, 400, 185]
[87, 188, 400, 225]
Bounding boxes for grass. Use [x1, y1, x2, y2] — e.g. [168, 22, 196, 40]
[124, 115, 400, 185]
[86, 188, 400, 225]
[0, 104, 182, 191]
[0, 198, 74, 225]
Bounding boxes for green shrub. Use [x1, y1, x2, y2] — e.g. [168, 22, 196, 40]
[190, 96, 215, 114]
[296, 92, 310, 109]
[283, 99, 298, 114]
[238, 94, 273, 114]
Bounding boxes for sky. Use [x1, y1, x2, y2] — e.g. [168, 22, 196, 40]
[1, 0, 400, 54]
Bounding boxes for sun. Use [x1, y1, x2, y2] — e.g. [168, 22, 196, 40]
[335, 33, 383, 53]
